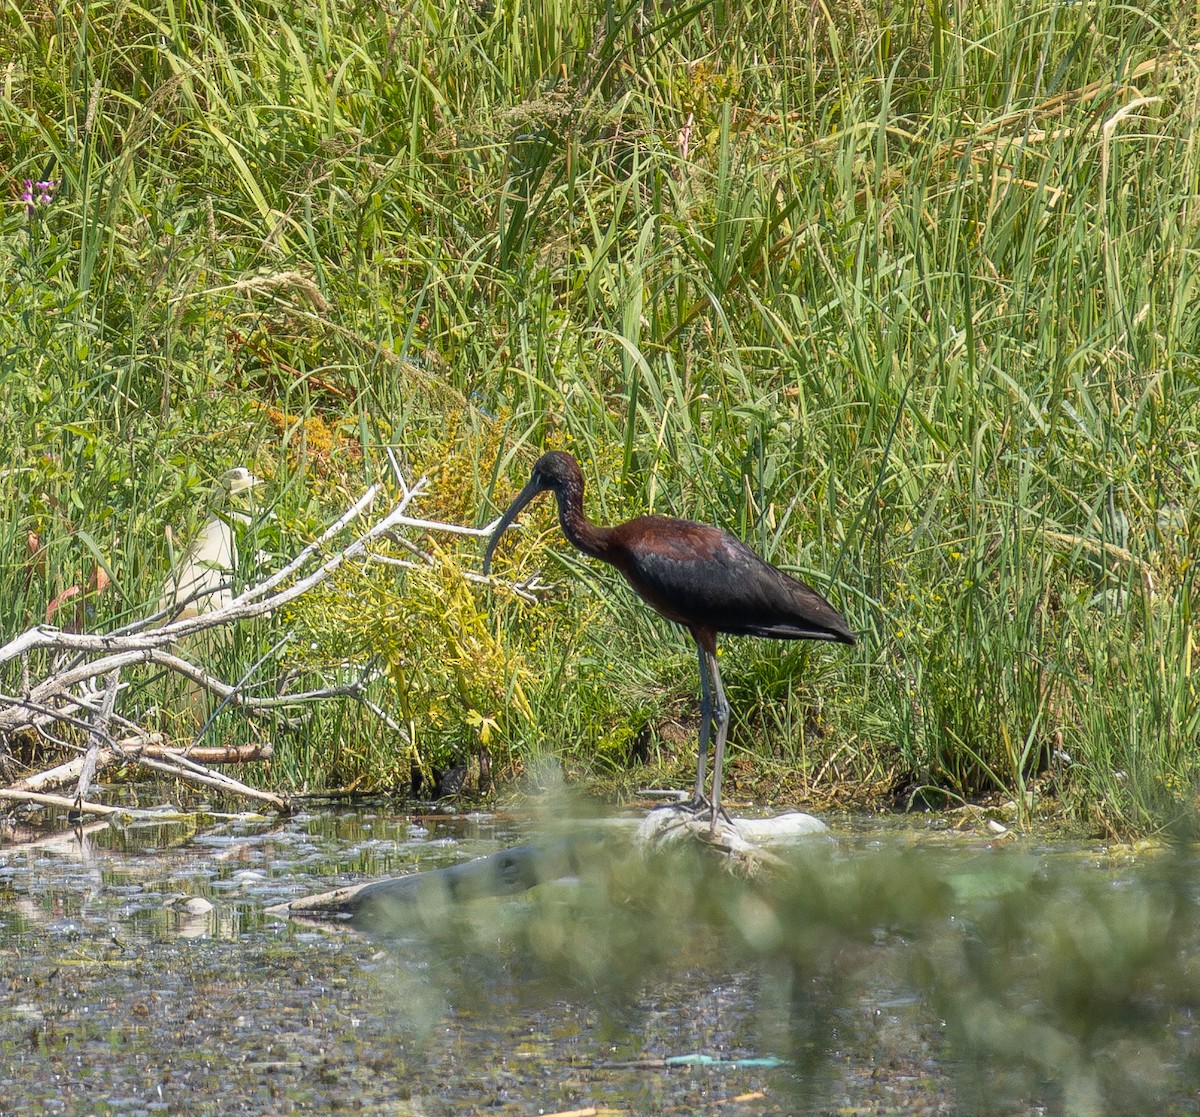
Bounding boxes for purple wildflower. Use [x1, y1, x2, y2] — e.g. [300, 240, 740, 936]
[20, 178, 56, 218]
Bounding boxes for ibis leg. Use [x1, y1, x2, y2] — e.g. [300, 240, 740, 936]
[705, 646, 731, 829]
[693, 640, 713, 806]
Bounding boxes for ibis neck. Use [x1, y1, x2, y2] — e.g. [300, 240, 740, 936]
[553, 484, 613, 561]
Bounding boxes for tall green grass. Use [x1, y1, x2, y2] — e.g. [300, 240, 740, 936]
[2, 0, 1198, 832]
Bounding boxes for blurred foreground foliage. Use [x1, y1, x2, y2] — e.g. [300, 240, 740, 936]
[382, 830, 1200, 1115]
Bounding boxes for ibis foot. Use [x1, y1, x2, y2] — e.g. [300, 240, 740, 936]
[649, 794, 733, 828]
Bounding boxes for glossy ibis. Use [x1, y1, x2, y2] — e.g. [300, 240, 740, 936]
[483, 451, 855, 827]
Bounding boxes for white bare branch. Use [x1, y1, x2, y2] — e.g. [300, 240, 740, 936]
[0, 477, 518, 816]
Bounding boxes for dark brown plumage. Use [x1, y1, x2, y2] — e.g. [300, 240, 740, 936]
[484, 451, 855, 826]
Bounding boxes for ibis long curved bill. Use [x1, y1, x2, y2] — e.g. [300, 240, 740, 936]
[482, 474, 551, 576]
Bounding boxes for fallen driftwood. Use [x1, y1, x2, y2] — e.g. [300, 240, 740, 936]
[0, 788, 272, 822]
[266, 811, 828, 932]
[11, 739, 274, 792]
[0, 788, 135, 818]
[1, 464, 524, 819]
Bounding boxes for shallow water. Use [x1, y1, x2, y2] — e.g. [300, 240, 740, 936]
[0, 805, 1196, 1115]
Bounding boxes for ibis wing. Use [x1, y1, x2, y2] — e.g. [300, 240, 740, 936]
[613, 518, 854, 644]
